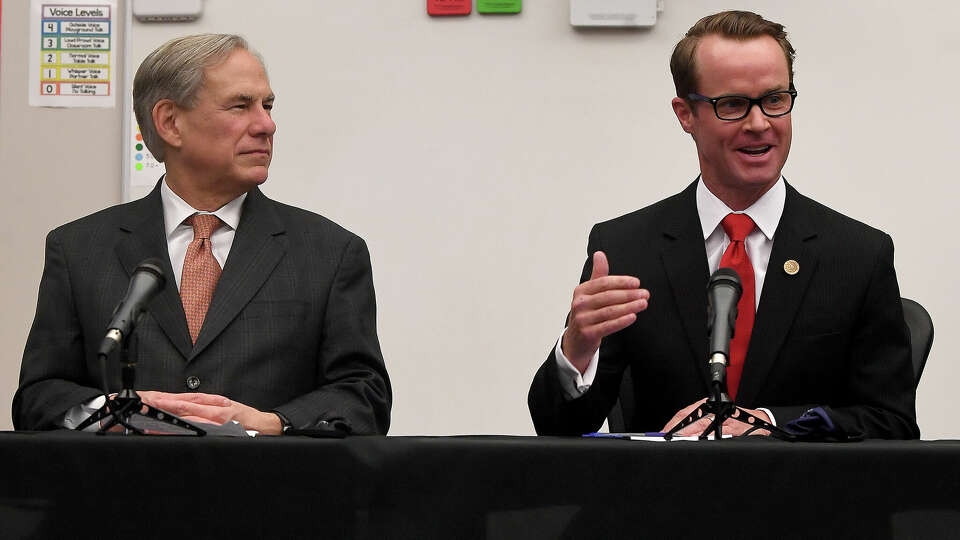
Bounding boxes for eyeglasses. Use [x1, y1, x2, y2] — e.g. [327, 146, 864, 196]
[687, 89, 798, 121]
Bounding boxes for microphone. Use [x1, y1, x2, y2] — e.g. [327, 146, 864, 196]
[706, 267, 742, 390]
[98, 258, 166, 357]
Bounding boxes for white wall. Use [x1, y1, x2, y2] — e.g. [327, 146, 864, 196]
[2, 1, 958, 439]
[0, 0, 125, 429]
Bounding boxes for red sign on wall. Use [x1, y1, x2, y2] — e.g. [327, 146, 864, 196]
[428, 0, 471, 16]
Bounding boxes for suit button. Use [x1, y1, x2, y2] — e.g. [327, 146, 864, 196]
[186, 376, 201, 390]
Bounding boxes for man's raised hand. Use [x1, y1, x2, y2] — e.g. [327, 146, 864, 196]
[561, 251, 649, 373]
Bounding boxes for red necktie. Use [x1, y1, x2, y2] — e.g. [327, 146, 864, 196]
[718, 213, 756, 400]
[181, 213, 223, 344]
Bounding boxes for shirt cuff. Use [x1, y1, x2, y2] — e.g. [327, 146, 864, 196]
[553, 329, 599, 400]
[62, 395, 106, 431]
[757, 407, 776, 426]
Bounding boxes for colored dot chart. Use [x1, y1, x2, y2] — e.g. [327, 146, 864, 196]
[129, 111, 164, 190]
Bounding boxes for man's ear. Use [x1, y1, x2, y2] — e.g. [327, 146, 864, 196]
[152, 99, 182, 150]
[671, 97, 696, 135]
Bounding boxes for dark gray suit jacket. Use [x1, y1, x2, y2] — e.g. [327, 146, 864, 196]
[529, 180, 919, 439]
[14, 182, 391, 433]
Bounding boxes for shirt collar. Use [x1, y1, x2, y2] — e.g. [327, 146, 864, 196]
[160, 176, 247, 238]
[696, 175, 785, 241]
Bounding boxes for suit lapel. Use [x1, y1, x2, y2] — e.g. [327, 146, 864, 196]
[189, 188, 286, 361]
[659, 181, 712, 390]
[737, 183, 819, 404]
[114, 182, 194, 359]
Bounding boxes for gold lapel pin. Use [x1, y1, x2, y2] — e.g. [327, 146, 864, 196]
[783, 259, 800, 275]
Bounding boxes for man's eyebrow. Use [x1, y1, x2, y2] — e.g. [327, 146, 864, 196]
[230, 93, 275, 102]
[762, 86, 789, 94]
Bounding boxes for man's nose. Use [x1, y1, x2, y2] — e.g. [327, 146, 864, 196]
[742, 103, 771, 132]
[251, 106, 276, 136]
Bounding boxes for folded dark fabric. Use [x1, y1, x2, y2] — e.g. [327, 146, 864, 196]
[782, 407, 862, 442]
[784, 406, 835, 435]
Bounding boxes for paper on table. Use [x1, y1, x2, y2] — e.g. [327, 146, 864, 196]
[128, 415, 253, 437]
[584, 432, 733, 442]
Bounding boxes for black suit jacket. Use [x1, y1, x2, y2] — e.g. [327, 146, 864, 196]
[14, 183, 391, 433]
[529, 180, 919, 439]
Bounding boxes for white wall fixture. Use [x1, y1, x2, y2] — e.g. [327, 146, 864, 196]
[132, 0, 203, 22]
[570, 0, 662, 27]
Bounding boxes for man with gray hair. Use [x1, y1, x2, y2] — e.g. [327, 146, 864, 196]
[13, 34, 392, 435]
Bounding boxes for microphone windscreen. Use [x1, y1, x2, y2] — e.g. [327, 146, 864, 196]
[136, 258, 166, 287]
[710, 267, 742, 294]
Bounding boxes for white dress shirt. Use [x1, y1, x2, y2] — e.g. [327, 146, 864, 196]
[62, 177, 247, 429]
[161, 178, 246, 290]
[553, 176, 786, 417]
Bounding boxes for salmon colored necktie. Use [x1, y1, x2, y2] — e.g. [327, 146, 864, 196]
[180, 213, 222, 344]
[718, 213, 756, 400]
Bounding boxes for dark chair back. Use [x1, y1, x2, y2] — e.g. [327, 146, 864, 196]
[607, 297, 934, 433]
[901, 297, 933, 386]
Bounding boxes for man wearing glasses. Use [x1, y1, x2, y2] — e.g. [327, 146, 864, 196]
[528, 11, 918, 439]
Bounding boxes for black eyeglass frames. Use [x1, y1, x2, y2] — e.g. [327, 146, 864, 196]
[687, 89, 798, 121]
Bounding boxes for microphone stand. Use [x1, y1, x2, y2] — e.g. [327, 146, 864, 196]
[663, 351, 793, 441]
[74, 314, 205, 436]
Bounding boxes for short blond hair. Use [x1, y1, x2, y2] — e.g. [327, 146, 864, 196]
[133, 34, 265, 162]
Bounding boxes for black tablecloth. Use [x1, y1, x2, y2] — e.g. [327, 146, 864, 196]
[1, 432, 959, 539]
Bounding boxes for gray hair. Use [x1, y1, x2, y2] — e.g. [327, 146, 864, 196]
[133, 34, 266, 162]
